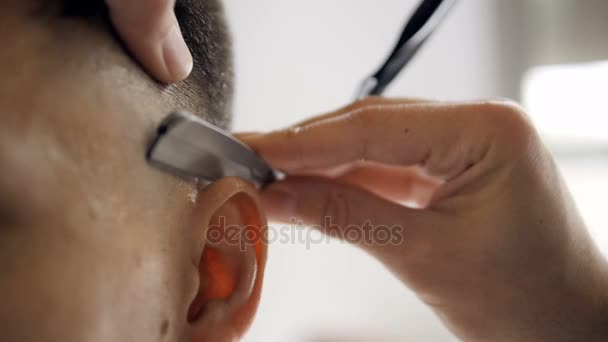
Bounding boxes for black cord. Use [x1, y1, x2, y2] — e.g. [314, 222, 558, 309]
[363, 0, 456, 96]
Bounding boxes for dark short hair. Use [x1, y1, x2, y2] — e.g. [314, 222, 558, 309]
[57, 0, 234, 128]
[172, 0, 234, 129]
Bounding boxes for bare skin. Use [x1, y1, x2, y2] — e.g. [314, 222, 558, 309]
[0, 2, 265, 341]
[107, 0, 193, 83]
[56, 2, 608, 339]
[241, 98, 608, 341]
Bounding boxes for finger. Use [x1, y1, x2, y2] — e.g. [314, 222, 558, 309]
[234, 98, 432, 147]
[336, 165, 441, 207]
[106, 0, 193, 83]
[243, 100, 495, 180]
[294, 96, 434, 128]
[261, 176, 436, 255]
[234, 132, 262, 140]
[280, 162, 440, 206]
[245, 103, 479, 176]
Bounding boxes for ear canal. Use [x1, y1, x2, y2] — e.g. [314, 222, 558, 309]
[187, 216, 238, 322]
[186, 179, 268, 341]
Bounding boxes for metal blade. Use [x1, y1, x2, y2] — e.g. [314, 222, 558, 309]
[147, 112, 280, 188]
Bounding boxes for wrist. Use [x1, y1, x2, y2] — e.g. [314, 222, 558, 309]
[499, 252, 608, 342]
[588, 259, 608, 340]
[548, 254, 608, 342]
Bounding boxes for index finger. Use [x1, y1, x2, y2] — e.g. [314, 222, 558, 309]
[106, 0, 193, 83]
[242, 99, 531, 180]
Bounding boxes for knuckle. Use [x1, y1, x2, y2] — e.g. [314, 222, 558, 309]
[349, 97, 392, 119]
[347, 108, 375, 160]
[477, 100, 538, 150]
[348, 102, 378, 124]
[349, 101, 389, 132]
[480, 100, 530, 132]
[320, 189, 351, 229]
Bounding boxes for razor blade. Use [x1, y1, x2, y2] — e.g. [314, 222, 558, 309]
[147, 112, 281, 188]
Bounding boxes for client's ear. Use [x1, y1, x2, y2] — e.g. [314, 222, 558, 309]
[188, 178, 267, 342]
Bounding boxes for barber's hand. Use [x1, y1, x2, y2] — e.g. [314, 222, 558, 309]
[106, 0, 192, 83]
[240, 98, 608, 341]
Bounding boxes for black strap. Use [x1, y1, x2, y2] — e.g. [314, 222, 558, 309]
[359, 0, 457, 97]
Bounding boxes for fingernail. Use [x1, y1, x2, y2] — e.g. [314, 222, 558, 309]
[162, 22, 193, 82]
[261, 188, 296, 222]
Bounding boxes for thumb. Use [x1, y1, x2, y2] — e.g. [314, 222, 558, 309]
[261, 176, 439, 259]
[106, 0, 193, 83]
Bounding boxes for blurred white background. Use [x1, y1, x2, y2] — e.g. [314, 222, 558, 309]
[222, 0, 608, 341]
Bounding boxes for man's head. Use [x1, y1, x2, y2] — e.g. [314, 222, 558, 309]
[0, 1, 267, 341]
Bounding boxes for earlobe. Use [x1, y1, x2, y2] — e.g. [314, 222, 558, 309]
[188, 178, 267, 342]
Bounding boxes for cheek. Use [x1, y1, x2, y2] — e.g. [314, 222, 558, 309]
[0, 12, 200, 340]
[0, 16, 180, 225]
[0, 219, 181, 340]
[0, 171, 200, 340]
